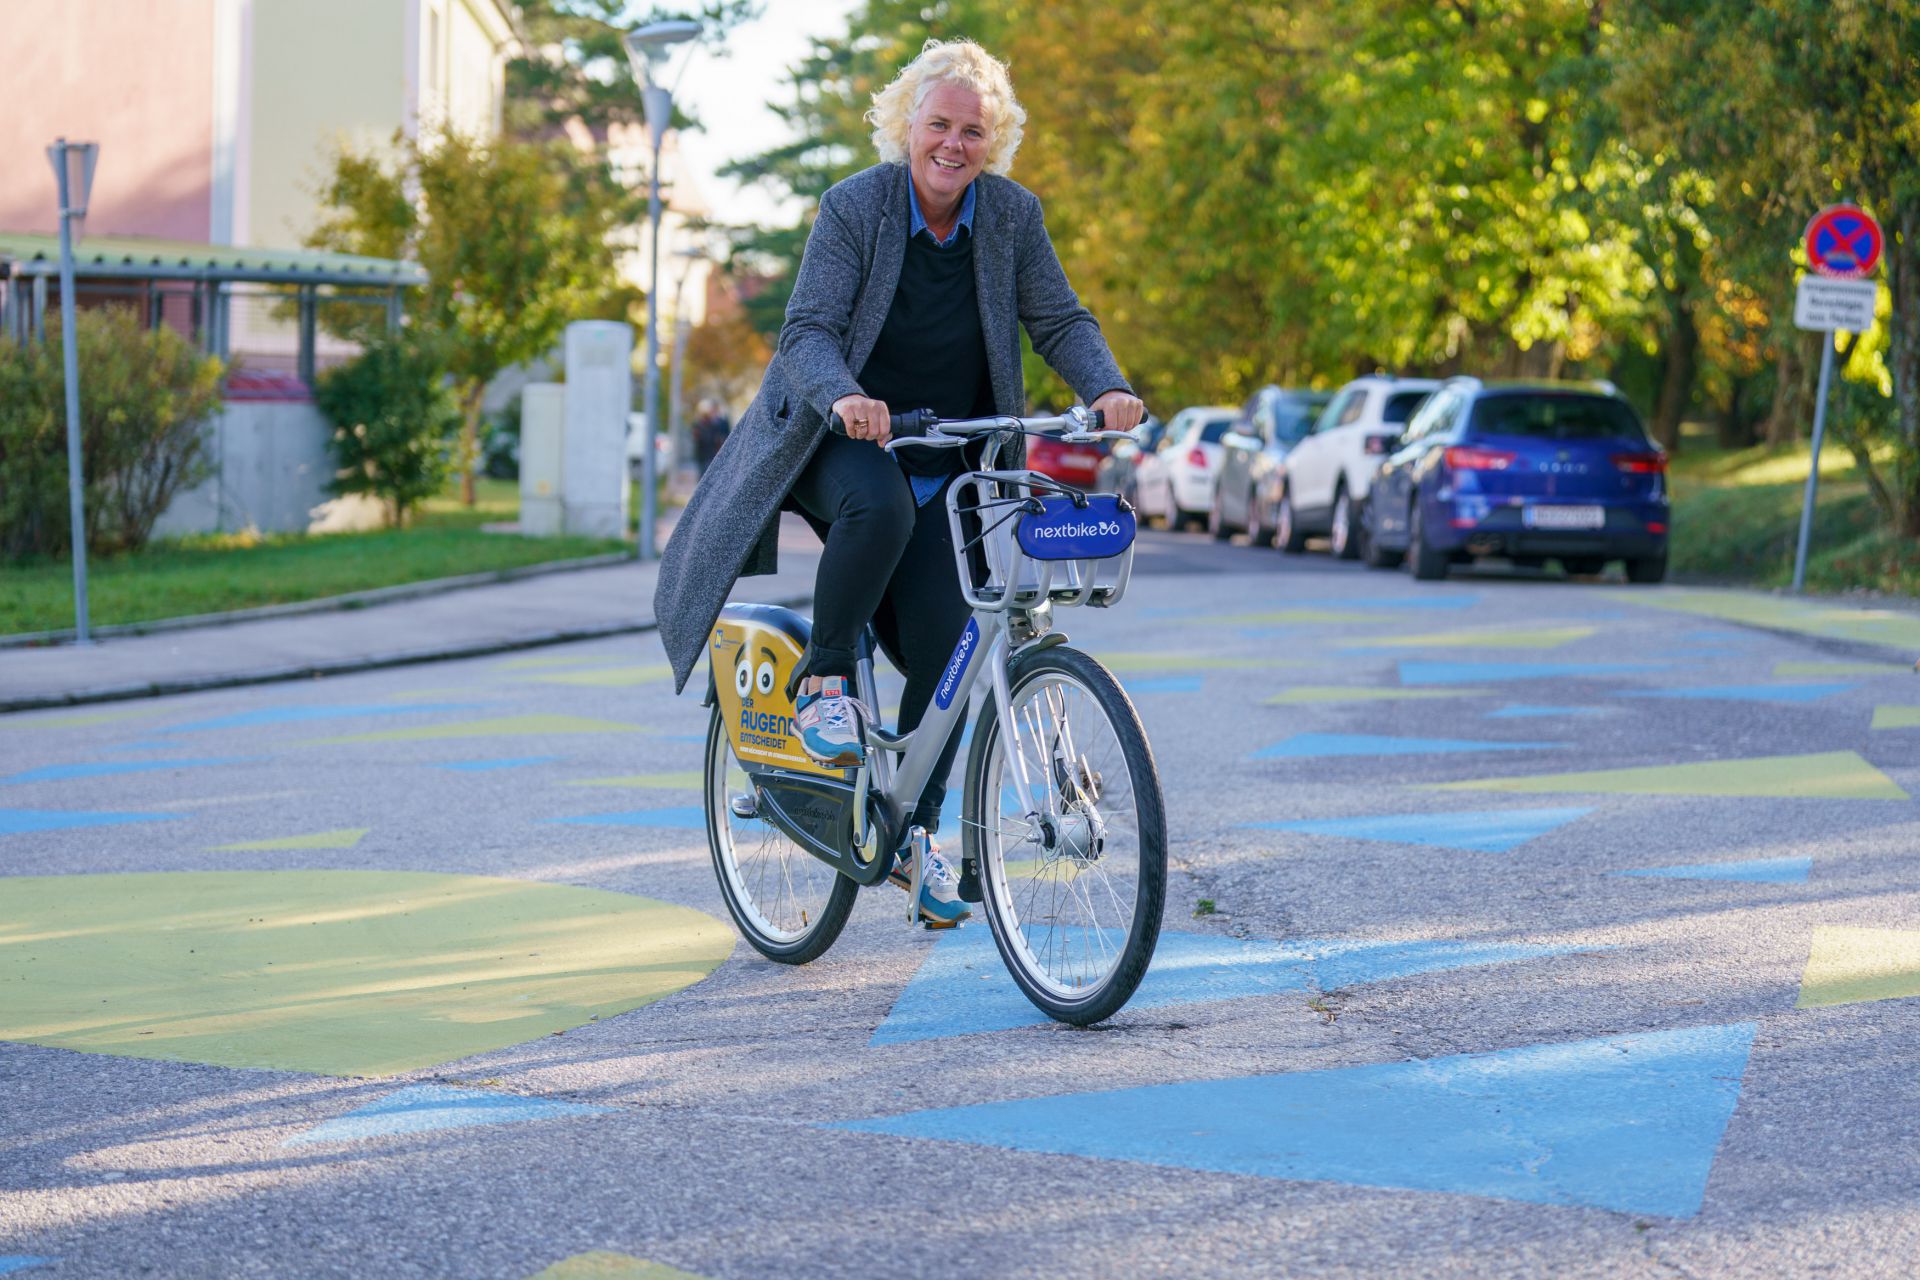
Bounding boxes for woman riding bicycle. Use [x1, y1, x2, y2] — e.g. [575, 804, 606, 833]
[654, 38, 1145, 925]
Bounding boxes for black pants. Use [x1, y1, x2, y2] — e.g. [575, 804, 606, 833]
[788, 432, 971, 830]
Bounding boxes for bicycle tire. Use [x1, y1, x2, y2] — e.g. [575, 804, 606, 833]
[962, 645, 1167, 1025]
[703, 705, 858, 964]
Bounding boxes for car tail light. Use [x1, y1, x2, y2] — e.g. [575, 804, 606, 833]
[1612, 452, 1669, 474]
[1647, 521, 1668, 534]
[1187, 447, 1209, 468]
[1443, 445, 1516, 471]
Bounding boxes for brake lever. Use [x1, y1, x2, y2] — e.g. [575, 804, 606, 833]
[881, 430, 967, 453]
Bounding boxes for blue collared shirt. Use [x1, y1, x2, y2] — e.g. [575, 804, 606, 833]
[901, 179, 978, 506]
[909, 179, 976, 248]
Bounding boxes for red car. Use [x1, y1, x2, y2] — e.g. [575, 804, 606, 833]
[1024, 433, 1107, 487]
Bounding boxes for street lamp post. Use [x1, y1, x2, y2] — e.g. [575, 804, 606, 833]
[48, 138, 99, 644]
[625, 19, 701, 562]
[667, 245, 709, 479]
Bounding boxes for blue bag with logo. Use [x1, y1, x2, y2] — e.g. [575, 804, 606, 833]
[1014, 494, 1136, 561]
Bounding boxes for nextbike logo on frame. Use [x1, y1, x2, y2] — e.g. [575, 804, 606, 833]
[934, 618, 981, 711]
[1027, 518, 1122, 540]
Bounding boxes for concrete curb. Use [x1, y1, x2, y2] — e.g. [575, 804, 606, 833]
[0, 551, 639, 649]
[0, 592, 813, 714]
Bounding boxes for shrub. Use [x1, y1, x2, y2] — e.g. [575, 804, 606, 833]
[0, 307, 223, 561]
[315, 332, 462, 526]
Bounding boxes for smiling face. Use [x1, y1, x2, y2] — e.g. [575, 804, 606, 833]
[908, 81, 990, 212]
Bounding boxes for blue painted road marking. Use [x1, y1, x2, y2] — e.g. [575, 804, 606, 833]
[1484, 705, 1608, 719]
[159, 703, 480, 733]
[1246, 807, 1593, 853]
[870, 928, 1589, 1045]
[2, 758, 255, 784]
[0, 808, 179, 836]
[1253, 734, 1561, 760]
[285, 1084, 611, 1146]
[1400, 661, 1671, 686]
[839, 1022, 1757, 1218]
[0, 1259, 55, 1276]
[1124, 676, 1203, 694]
[1615, 856, 1811, 884]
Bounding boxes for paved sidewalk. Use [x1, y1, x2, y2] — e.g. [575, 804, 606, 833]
[0, 515, 823, 712]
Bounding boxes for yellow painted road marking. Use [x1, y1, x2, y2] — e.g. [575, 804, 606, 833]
[1798, 926, 1920, 1009]
[211, 828, 370, 851]
[0, 871, 732, 1076]
[1430, 751, 1907, 800]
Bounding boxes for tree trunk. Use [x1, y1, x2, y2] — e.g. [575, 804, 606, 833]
[1653, 296, 1697, 453]
[1889, 197, 1920, 536]
[1763, 335, 1806, 446]
[1716, 374, 1759, 448]
[459, 385, 485, 507]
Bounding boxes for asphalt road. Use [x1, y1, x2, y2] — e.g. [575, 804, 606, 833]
[5, 529, 1920, 1279]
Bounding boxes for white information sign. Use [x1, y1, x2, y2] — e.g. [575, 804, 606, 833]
[1794, 275, 1879, 332]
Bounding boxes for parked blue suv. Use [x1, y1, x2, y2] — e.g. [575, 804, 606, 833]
[1362, 379, 1669, 582]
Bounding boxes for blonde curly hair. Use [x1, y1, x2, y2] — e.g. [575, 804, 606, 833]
[866, 38, 1026, 176]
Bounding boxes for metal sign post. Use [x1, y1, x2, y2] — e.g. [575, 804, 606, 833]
[1790, 203, 1884, 594]
[47, 138, 100, 643]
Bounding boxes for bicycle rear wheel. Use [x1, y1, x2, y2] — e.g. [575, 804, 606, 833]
[704, 705, 857, 964]
[963, 645, 1167, 1024]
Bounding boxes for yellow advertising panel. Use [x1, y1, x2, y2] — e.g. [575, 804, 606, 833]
[709, 611, 843, 780]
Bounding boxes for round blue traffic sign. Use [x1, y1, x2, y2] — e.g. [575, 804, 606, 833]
[1804, 203, 1883, 279]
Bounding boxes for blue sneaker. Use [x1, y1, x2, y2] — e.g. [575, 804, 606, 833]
[888, 839, 972, 928]
[794, 676, 868, 768]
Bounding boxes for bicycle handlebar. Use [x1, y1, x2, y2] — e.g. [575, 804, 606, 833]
[827, 405, 1133, 449]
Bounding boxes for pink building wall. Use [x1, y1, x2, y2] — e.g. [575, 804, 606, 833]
[0, 0, 217, 241]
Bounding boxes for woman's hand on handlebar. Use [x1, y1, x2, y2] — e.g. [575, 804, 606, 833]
[1091, 389, 1147, 434]
[830, 393, 892, 444]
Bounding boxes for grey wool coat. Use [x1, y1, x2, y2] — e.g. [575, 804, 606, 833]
[653, 162, 1133, 692]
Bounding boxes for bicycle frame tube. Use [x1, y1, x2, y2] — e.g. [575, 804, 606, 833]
[863, 610, 1034, 841]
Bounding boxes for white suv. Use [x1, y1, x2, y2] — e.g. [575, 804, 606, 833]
[1275, 376, 1438, 558]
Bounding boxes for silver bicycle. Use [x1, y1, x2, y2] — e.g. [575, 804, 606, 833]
[700, 406, 1167, 1025]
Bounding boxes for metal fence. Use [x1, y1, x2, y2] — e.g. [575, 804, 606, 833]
[1, 275, 404, 387]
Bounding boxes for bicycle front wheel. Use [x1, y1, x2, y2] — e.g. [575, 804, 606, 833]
[704, 705, 857, 964]
[963, 645, 1167, 1024]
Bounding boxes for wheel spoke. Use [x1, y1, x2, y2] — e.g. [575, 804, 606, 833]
[975, 661, 1157, 1006]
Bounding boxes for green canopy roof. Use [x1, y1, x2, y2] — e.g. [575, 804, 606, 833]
[0, 232, 424, 288]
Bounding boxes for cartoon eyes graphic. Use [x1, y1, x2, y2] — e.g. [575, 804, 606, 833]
[734, 655, 753, 696]
[756, 661, 776, 695]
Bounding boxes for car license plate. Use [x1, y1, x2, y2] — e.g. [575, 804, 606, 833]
[1524, 505, 1605, 530]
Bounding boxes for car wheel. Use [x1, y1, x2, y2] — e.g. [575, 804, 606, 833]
[1208, 489, 1233, 541]
[1330, 486, 1359, 561]
[1626, 554, 1667, 584]
[1408, 498, 1449, 581]
[1562, 556, 1607, 577]
[1247, 492, 1276, 548]
[1277, 486, 1308, 554]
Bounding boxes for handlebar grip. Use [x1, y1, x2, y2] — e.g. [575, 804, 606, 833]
[1089, 409, 1105, 430]
[891, 408, 937, 438]
[828, 407, 938, 438]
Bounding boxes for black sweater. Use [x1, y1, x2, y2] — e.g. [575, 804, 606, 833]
[855, 228, 995, 477]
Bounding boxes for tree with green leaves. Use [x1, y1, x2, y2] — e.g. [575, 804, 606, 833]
[306, 131, 633, 505]
[1613, 0, 1920, 529]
